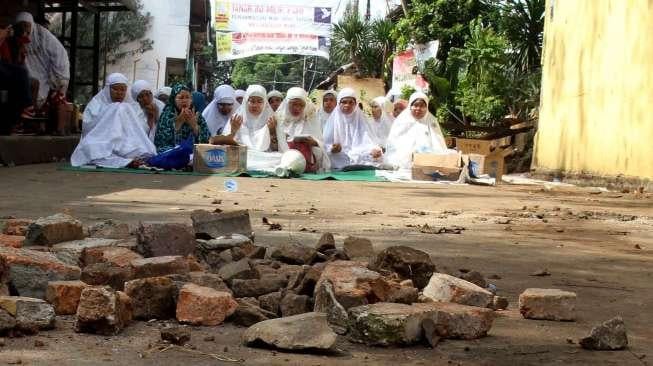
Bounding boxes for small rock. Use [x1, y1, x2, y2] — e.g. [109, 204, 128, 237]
[46, 280, 89, 315]
[347, 302, 424, 346]
[258, 291, 283, 316]
[191, 209, 253, 239]
[422, 273, 494, 308]
[0, 308, 17, 333]
[634, 244, 642, 250]
[124, 277, 176, 320]
[0, 296, 55, 332]
[131, 256, 190, 279]
[231, 277, 287, 298]
[74, 286, 133, 335]
[459, 271, 487, 288]
[315, 233, 336, 253]
[487, 274, 502, 280]
[242, 312, 337, 351]
[2, 219, 32, 236]
[0, 234, 24, 248]
[204, 336, 215, 342]
[271, 243, 317, 265]
[531, 268, 551, 277]
[422, 318, 441, 348]
[314, 260, 381, 309]
[135, 222, 195, 257]
[218, 259, 259, 283]
[160, 326, 191, 345]
[519, 288, 576, 321]
[52, 238, 122, 267]
[34, 339, 45, 347]
[343, 236, 374, 261]
[81, 262, 133, 291]
[176, 284, 238, 326]
[579, 316, 628, 350]
[24, 214, 85, 246]
[490, 296, 509, 311]
[371, 246, 435, 289]
[87, 220, 131, 239]
[280, 293, 311, 317]
[82, 246, 142, 268]
[231, 243, 266, 261]
[495, 218, 511, 225]
[229, 299, 277, 327]
[313, 280, 348, 334]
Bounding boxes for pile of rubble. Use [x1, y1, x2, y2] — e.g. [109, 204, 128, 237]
[0, 211, 628, 352]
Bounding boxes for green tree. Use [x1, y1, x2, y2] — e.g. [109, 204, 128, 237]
[499, 0, 545, 73]
[230, 54, 305, 92]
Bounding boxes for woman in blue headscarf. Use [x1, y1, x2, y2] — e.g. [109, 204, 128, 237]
[192, 91, 207, 114]
[154, 84, 210, 153]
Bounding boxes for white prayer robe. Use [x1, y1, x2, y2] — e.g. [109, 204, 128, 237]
[202, 84, 238, 136]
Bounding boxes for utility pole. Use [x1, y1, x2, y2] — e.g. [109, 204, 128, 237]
[302, 56, 307, 89]
[365, 0, 371, 21]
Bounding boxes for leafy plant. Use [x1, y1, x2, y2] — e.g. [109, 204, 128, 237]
[499, 0, 545, 73]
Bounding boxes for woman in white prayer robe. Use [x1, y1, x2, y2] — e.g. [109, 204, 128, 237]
[267, 89, 284, 112]
[215, 85, 282, 171]
[384, 92, 450, 169]
[323, 88, 383, 170]
[275, 87, 330, 173]
[71, 73, 156, 168]
[317, 90, 337, 134]
[202, 84, 238, 136]
[234, 89, 245, 104]
[132, 79, 165, 142]
[366, 96, 394, 149]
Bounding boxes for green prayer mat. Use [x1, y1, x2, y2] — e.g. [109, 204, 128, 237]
[58, 164, 387, 182]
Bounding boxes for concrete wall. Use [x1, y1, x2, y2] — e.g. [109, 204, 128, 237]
[107, 0, 191, 90]
[532, 0, 653, 180]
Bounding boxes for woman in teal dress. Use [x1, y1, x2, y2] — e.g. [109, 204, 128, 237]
[154, 84, 210, 153]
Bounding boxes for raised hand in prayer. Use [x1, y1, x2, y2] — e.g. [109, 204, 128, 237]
[371, 148, 383, 159]
[267, 115, 277, 131]
[229, 114, 243, 135]
[331, 143, 342, 153]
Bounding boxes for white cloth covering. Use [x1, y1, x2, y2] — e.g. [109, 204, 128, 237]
[71, 73, 156, 168]
[323, 88, 382, 170]
[267, 90, 283, 100]
[234, 89, 246, 101]
[17, 12, 70, 107]
[156, 86, 172, 98]
[318, 90, 337, 134]
[222, 84, 274, 151]
[384, 92, 452, 169]
[202, 85, 239, 136]
[131, 79, 164, 141]
[275, 87, 330, 172]
[366, 96, 394, 148]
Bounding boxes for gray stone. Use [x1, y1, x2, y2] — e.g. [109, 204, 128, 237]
[459, 271, 487, 289]
[0, 307, 16, 333]
[24, 213, 85, 246]
[347, 302, 424, 346]
[229, 299, 277, 327]
[289, 263, 325, 296]
[52, 238, 121, 267]
[372, 246, 435, 289]
[231, 243, 266, 261]
[313, 280, 348, 334]
[124, 277, 176, 320]
[135, 222, 195, 258]
[271, 243, 317, 265]
[580, 317, 628, 350]
[0, 296, 55, 332]
[160, 326, 191, 345]
[314, 260, 381, 309]
[196, 234, 252, 252]
[191, 210, 253, 239]
[491, 296, 509, 311]
[422, 273, 494, 308]
[87, 220, 132, 240]
[218, 259, 259, 283]
[519, 288, 576, 321]
[243, 312, 337, 351]
[258, 291, 282, 316]
[280, 293, 311, 317]
[0, 246, 81, 299]
[230, 276, 287, 298]
[315, 233, 336, 253]
[343, 236, 374, 260]
[413, 302, 495, 340]
[131, 256, 190, 279]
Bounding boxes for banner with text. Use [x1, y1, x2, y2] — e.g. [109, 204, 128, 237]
[214, 0, 335, 61]
[391, 49, 430, 95]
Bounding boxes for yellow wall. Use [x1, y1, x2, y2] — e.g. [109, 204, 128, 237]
[533, 0, 653, 179]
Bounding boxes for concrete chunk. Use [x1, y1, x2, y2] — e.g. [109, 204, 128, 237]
[519, 288, 576, 321]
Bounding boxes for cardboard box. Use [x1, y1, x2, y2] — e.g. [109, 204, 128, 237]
[193, 144, 247, 174]
[467, 150, 512, 182]
[411, 152, 463, 181]
[455, 136, 512, 155]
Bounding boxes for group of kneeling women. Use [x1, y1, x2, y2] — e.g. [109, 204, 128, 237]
[71, 72, 450, 172]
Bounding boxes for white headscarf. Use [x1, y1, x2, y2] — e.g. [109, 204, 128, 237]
[267, 90, 283, 100]
[156, 86, 172, 98]
[72, 73, 156, 168]
[323, 88, 380, 169]
[222, 85, 274, 151]
[202, 85, 239, 136]
[131, 79, 165, 141]
[384, 92, 450, 169]
[234, 89, 246, 101]
[318, 90, 337, 131]
[17, 12, 70, 107]
[366, 96, 394, 148]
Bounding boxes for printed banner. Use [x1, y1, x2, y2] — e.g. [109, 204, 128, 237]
[214, 0, 335, 60]
[391, 49, 430, 94]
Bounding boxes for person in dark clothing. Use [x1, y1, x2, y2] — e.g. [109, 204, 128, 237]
[0, 21, 32, 135]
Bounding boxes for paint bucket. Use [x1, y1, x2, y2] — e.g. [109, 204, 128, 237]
[274, 149, 307, 177]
